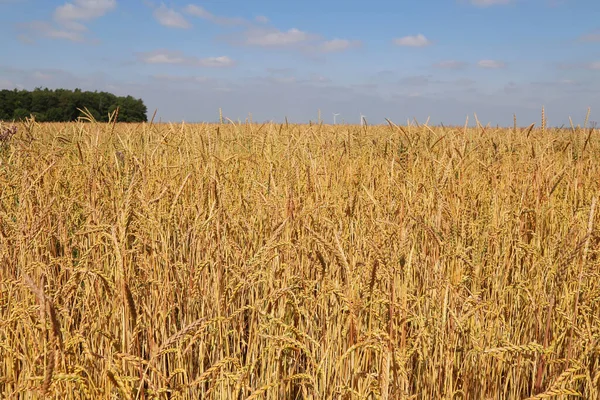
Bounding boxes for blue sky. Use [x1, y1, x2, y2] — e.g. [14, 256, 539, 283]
[0, 0, 599, 125]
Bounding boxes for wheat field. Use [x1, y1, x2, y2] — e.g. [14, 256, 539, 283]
[1, 115, 599, 399]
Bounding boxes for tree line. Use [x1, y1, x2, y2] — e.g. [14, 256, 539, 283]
[0, 88, 148, 122]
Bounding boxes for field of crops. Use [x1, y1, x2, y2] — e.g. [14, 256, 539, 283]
[1, 117, 599, 399]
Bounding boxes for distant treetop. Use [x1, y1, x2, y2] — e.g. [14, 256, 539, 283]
[0, 87, 148, 123]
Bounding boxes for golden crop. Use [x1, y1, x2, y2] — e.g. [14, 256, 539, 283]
[1, 117, 599, 399]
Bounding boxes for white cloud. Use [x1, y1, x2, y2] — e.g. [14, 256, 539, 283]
[184, 4, 212, 18]
[398, 75, 431, 86]
[137, 49, 235, 67]
[454, 78, 476, 86]
[477, 59, 506, 68]
[393, 34, 431, 47]
[20, 0, 116, 42]
[141, 51, 187, 64]
[17, 34, 35, 44]
[199, 56, 234, 67]
[22, 20, 85, 42]
[54, 0, 116, 23]
[184, 4, 246, 26]
[232, 27, 359, 55]
[152, 74, 211, 83]
[32, 71, 53, 80]
[310, 74, 331, 83]
[318, 39, 361, 53]
[255, 15, 269, 24]
[587, 61, 600, 70]
[0, 79, 17, 89]
[468, 0, 512, 6]
[243, 27, 314, 47]
[433, 60, 468, 69]
[0, 67, 111, 92]
[579, 31, 600, 42]
[153, 4, 191, 29]
[184, 4, 356, 55]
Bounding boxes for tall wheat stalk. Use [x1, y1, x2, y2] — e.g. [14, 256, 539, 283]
[1, 117, 599, 399]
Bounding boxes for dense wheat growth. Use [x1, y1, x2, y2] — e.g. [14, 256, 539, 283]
[1, 117, 599, 399]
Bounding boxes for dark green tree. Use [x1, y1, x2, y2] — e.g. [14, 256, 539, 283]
[0, 88, 148, 122]
[13, 108, 31, 120]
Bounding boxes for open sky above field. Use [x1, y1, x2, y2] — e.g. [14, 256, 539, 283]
[1, 0, 599, 125]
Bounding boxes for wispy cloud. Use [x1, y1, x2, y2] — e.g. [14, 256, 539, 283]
[137, 49, 235, 67]
[255, 15, 269, 24]
[183, 4, 212, 19]
[309, 74, 331, 83]
[184, 4, 246, 26]
[200, 56, 235, 67]
[454, 78, 476, 86]
[0, 78, 19, 90]
[241, 27, 316, 47]
[477, 59, 506, 68]
[153, 4, 191, 29]
[32, 71, 53, 80]
[21, 20, 86, 42]
[184, 4, 358, 55]
[393, 34, 432, 47]
[317, 39, 361, 53]
[398, 75, 431, 86]
[139, 50, 187, 64]
[468, 0, 512, 6]
[54, 0, 116, 24]
[152, 74, 212, 83]
[586, 61, 600, 70]
[19, 0, 117, 42]
[433, 60, 468, 69]
[231, 27, 361, 55]
[579, 30, 600, 42]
